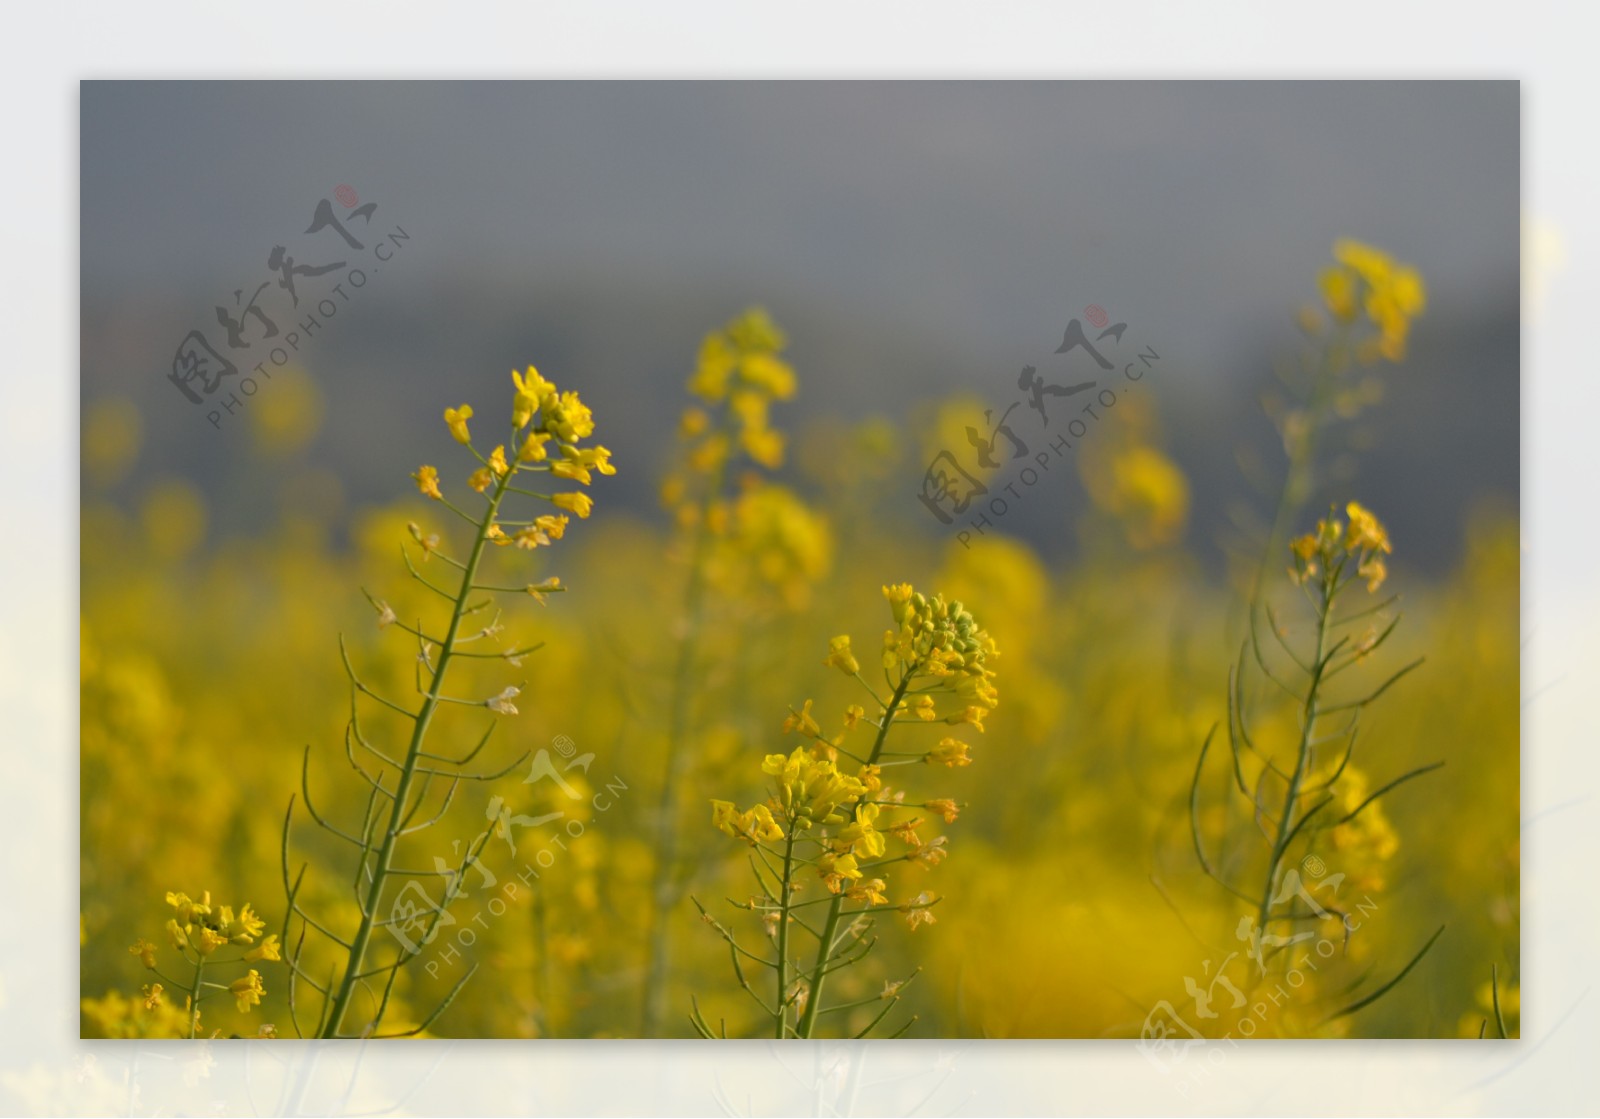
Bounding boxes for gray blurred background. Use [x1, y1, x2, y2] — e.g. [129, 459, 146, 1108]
[80, 81, 1518, 572]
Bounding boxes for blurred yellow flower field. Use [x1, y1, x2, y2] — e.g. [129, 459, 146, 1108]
[79, 249, 1519, 1040]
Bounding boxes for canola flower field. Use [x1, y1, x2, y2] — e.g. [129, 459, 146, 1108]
[80, 243, 1519, 1040]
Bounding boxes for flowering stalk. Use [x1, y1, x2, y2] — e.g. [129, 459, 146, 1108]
[693, 583, 997, 1039]
[641, 407, 730, 1035]
[281, 367, 612, 1039]
[1204, 241, 1439, 1008]
[643, 309, 800, 1035]
[1245, 240, 1427, 616]
[1254, 505, 1421, 933]
[1193, 501, 1444, 1006]
[792, 667, 913, 1040]
[124, 890, 277, 1039]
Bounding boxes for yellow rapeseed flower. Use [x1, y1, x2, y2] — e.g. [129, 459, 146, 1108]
[845, 878, 889, 906]
[946, 705, 989, 732]
[412, 465, 442, 500]
[1359, 555, 1388, 592]
[1321, 240, 1426, 365]
[856, 763, 882, 795]
[688, 333, 738, 402]
[882, 583, 915, 622]
[232, 903, 265, 943]
[552, 492, 594, 518]
[244, 934, 281, 963]
[550, 459, 592, 484]
[738, 351, 798, 400]
[679, 407, 710, 437]
[552, 445, 616, 485]
[817, 851, 862, 894]
[443, 404, 473, 444]
[834, 802, 886, 859]
[527, 576, 561, 605]
[741, 425, 785, 469]
[1345, 501, 1393, 554]
[575, 445, 616, 472]
[512, 366, 557, 428]
[230, 970, 266, 1013]
[762, 745, 866, 826]
[824, 635, 859, 676]
[1319, 266, 1359, 322]
[518, 431, 551, 462]
[782, 699, 821, 737]
[711, 801, 785, 845]
[166, 890, 210, 925]
[513, 365, 558, 405]
[903, 892, 938, 931]
[545, 392, 596, 442]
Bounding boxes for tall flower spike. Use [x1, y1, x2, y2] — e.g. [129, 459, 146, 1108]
[282, 360, 613, 1040]
[1199, 490, 1435, 1027]
[645, 308, 831, 1037]
[696, 580, 998, 1040]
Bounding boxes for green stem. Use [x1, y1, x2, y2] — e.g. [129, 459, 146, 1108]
[774, 828, 796, 1038]
[1246, 324, 1348, 625]
[319, 470, 512, 1038]
[642, 424, 733, 1036]
[1256, 575, 1333, 944]
[796, 669, 913, 1039]
[186, 956, 204, 1040]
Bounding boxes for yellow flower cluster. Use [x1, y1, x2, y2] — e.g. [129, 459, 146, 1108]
[411, 365, 615, 540]
[80, 986, 193, 1039]
[711, 739, 915, 903]
[711, 799, 785, 844]
[678, 307, 798, 479]
[110, 890, 280, 1037]
[162, 890, 276, 960]
[881, 583, 1000, 712]
[230, 969, 268, 1013]
[762, 745, 869, 830]
[658, 309, 832, 612]
[711, 582, 997, 918]
[1290, 501, 1394, 592]
[1315, 239, 1427, 363]
[1078, 398, 1191, 551]
[1325, 766, 1401, 895]
[729, 482, 833, 607]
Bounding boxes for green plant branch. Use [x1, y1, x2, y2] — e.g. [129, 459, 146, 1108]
[794, 667, 915, 1038]
[315, 468, 513, 1038]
